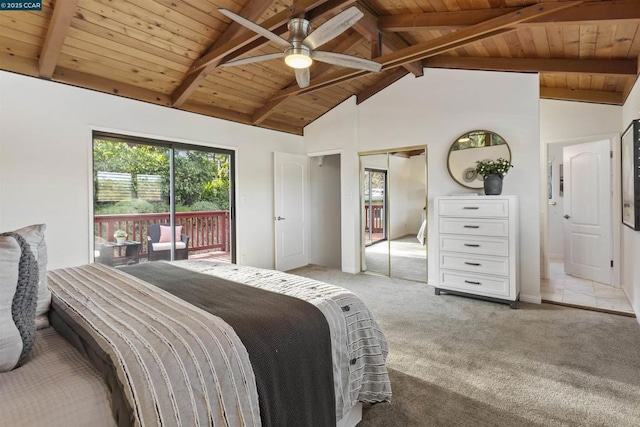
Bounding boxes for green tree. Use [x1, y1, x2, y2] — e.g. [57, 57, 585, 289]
[93, 140, 230, 213]
[93, 140, 169, 200]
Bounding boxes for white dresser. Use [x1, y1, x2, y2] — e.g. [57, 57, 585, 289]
[434, 195, 519, 308]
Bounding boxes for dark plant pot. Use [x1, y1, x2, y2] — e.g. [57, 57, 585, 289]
[483, 174, 503, 195]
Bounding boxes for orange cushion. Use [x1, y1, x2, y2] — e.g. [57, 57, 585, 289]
[159, 225, 183, 243]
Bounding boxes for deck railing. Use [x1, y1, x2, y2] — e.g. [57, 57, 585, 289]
[364, 205, 384, 233]
[94, 211, 230, 258]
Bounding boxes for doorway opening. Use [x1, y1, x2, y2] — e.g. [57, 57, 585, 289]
[543, 136, 631, 314]
[308, 153, 342, 270]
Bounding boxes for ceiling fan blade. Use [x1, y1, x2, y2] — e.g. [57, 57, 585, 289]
[312, 51, 382, 72]
[219, 52, 285, 68]
[218, 8, 291, 49]
[295, 68, 310, 88]
[303, 6, 363, 50]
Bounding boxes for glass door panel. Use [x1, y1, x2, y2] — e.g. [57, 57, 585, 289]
[173, 149, 232, 262]
[93, 138, 170, 266]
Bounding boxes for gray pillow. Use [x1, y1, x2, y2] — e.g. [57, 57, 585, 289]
[0, 233, 39, 372]
[13, 224, 50, 327]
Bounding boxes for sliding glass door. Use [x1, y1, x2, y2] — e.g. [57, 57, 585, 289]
[92, 133, 235, 266]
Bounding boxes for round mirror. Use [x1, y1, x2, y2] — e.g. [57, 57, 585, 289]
[447, 130, 511, 189]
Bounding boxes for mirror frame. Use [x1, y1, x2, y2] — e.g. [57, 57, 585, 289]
[446, 130, 511, 190]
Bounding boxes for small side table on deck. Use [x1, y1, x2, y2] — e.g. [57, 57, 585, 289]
[97, 241, 141, 267]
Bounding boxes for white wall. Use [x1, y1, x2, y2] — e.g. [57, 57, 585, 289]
[540, 99, 622, 143]
[0, 71, 303, 270]
[309, 154, 341, 268]
[389, 155, 411, 239]
[621, 78, 640, 318]
[306, 68, 541, 301]
[407, 154, 427, 233]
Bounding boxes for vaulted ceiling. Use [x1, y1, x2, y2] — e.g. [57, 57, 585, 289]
[1, 0, 638, 135]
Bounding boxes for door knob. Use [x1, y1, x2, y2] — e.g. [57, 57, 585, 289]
[276, 216, 286, 221]
[563, 214, 571, 219]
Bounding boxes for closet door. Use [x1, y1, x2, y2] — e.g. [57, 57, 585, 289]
[388, 149, 428, 282]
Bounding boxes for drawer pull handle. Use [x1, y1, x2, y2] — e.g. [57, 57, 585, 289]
[464, 262, 481, 266]
[463, 207, 479, 210]
[464, 280, 481, 285]
[464, 243, 480, 247]
[463, 225, 480, 229]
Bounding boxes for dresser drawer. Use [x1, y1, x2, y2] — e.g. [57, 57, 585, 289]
[440, 252, 509, 276]
[438, 199, 509, 218]
[439, 235, 509, 257]
[439, 218, 509, 237]
[440, 271, 510, 298]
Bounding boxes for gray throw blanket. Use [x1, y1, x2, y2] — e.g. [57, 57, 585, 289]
[3, 232, 38, 368]
[122, 262, 336, 427]
[174, 260, 393, 420]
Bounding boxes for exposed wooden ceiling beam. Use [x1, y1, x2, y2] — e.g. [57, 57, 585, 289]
[171, 0, 355, 107]
[39, 0, 79, 79]
[423, 56, 637, 78]
[540, 87, 623, 105]
[269, 2, 581, 101]
[378, 0, 639, 32]
[356, 68, 409, 104]
[53, 67, 172, 106]
[50, 67, 298, 134]
[253, 32, 363, 124]
[352, 3, 423, 77]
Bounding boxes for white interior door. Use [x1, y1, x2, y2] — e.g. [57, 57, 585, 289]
[563, 140, 612, 285]
[274, 152, 310, 271]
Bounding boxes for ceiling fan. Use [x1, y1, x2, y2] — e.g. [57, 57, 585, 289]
[217, 6, 382, 88]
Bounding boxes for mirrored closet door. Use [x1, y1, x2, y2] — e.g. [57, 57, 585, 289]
[360, 147, 427, 282]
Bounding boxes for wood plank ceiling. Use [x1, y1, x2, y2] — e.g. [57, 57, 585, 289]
[0, 0, 638, 135]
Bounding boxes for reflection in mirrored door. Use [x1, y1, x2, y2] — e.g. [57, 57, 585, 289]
[361, 154, 389, 276]
[364, 168, 387, 245]
[360, 147, 427, 283]
[389, 149, 427, 282]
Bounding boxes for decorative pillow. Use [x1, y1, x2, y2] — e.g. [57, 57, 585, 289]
[159, 225, 183, 243]
[13, 224, 50, 327]
[0, 233, 39, 372]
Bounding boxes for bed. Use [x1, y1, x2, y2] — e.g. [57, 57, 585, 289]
[1, 259, 391, 427]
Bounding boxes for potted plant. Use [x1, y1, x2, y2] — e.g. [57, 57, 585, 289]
[114, 229, 127, 244]
[475, 157, 513, 195]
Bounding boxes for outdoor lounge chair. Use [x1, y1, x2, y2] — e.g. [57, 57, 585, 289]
[147, 224, 189, 261]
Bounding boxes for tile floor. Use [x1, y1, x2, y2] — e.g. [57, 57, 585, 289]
[542, 261, 634, 314]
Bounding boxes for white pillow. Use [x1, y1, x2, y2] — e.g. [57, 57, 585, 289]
[12, 224, 51, 327]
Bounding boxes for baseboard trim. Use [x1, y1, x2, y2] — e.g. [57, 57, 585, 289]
[520, 294, 541, 304]
[542, 299, 636, 318]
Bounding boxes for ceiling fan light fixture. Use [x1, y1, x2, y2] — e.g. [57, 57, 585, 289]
[284, 46, 312, 69]
[285, 53, 313, 69]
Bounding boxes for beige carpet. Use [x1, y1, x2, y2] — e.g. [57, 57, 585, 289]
[290, 265, 640, 427]
[365, 235, 427, 282]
